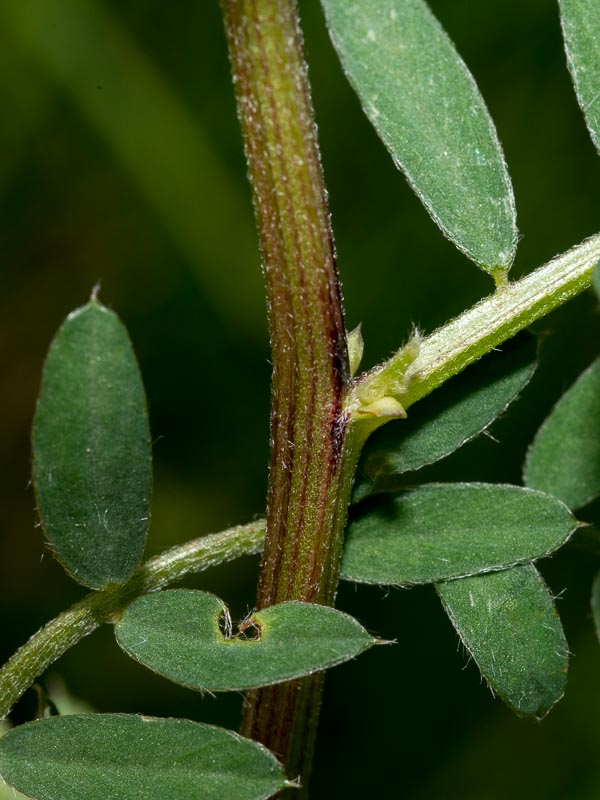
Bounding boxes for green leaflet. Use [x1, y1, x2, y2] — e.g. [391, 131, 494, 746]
[354, 332, 537, 501]
[32, 300, 152, 589]
[115, 590, 376, 691]
[559, 0, 600, 154]
[593, 572, 600, 644]
[524, 357, 600, 510]
[321, 0, 517, 275]
[341, 484, 575, 586]
[0, 714, 290, 800]
[436, 565, 568, 716]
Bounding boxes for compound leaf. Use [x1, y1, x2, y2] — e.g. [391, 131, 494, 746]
[341, 484, 575, 585]
[321, 0, 517, 275]
[559, 0, 600, 154]
[436, 564, 568, 716]
[524, 357, 600, 510]
[115, 590, 376, 691]
[32, 300, 152, 589]
[0, 714, 289, 800]
[354, 332, 537, 501]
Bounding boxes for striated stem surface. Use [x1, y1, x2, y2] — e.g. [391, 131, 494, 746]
[220, 0, 353, 788]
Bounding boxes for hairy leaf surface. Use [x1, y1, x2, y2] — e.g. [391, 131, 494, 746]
[560, 0, 600, 153]
[32, 301, 152, 588]
[524, 357, 600, 509]
[0, 714, 288, 800]
[321, 0, 517, 274]
[342, 484, 575, 585]
[436, 564, 568, 715]
[354, 332, 537, 500]
[115, 590, 376, 691]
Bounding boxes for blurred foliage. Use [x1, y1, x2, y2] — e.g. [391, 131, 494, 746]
[1, 1, 599, 797]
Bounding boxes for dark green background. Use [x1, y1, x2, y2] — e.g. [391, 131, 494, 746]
[1, 1, 599, 797]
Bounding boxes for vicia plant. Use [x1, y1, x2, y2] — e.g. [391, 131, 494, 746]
[1, 1, 600, 798]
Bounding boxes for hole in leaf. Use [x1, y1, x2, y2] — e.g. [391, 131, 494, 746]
[217, 607, 261, 641]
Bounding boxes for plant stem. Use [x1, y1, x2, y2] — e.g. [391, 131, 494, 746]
[220, 0, 354, 788]
[220, 0, 350, 606]
[0, 522, 265, 721]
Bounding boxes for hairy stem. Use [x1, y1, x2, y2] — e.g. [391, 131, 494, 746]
[220, 0, 352, 788]
[0, 522, 265, 721]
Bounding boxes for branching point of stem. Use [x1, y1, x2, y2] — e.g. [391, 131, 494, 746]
[350, 232, 600, 417]
[0, 522, 265, 721]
